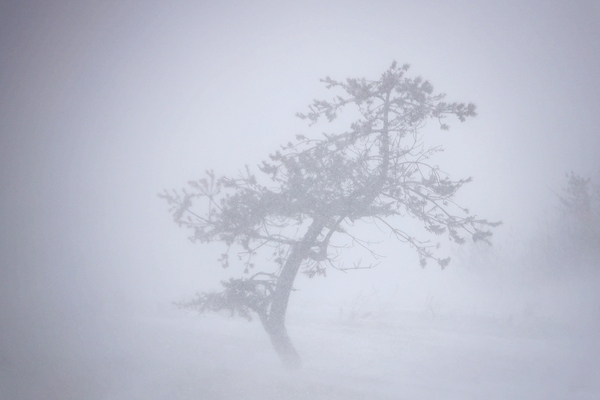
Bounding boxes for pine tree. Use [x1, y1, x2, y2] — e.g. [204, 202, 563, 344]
[160, 62, 500, 368]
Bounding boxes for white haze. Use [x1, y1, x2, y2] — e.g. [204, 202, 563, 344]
[1, 1, 599, 398]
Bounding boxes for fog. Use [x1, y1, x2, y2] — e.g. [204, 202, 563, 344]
[1, 1, 599, 398]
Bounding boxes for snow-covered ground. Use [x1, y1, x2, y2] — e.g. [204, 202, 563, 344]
[3, 285, 598, 400]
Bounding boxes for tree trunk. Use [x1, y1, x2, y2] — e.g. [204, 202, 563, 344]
[262, 219, 324, 368]
[261, 316, 302, 369]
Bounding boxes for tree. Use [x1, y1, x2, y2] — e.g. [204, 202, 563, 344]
[557, 172, 600, 256]
[160, 62, 501, 368]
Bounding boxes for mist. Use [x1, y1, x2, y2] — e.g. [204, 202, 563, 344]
[1, 1, 599, 398]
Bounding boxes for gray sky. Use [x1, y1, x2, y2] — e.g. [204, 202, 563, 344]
[1, 0, 600, 368]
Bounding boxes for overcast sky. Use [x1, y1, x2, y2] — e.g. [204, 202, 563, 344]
[1, 0, 600, 371]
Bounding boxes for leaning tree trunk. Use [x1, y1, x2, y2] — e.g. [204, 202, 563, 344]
[259, 220, 324, 368]
[258, 104, 392, 368]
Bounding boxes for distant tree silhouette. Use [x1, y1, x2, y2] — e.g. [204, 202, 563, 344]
[160, 62, 500, 368]
[557, 172, 600, 256]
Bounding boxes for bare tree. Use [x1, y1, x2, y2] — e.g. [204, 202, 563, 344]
[160, 62, 500, 368]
